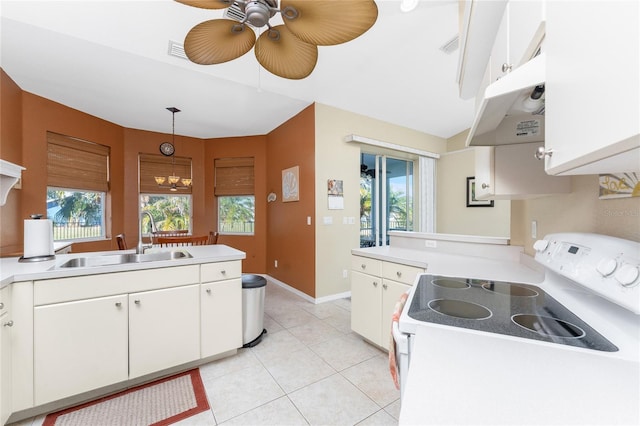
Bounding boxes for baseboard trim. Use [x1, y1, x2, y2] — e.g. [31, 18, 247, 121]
[263, 275, 351, 305]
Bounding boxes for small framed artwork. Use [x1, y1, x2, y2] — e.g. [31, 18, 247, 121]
[466, 176, 494, 207]
[282, 166, 299, 202]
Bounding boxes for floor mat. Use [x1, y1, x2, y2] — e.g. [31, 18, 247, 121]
[43, 369, 209, 426]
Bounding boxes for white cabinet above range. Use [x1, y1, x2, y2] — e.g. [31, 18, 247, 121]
[542, 0, 640, 175]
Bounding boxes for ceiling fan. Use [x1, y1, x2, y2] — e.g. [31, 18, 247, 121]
[175, 0, 378, 79]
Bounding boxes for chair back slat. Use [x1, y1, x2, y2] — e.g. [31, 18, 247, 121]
[156, 235, 209, 247]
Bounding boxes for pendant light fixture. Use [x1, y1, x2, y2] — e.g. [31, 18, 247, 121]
[154, 107, 192, 191]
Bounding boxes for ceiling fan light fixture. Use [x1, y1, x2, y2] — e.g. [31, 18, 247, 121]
[241, 0, 276, 27]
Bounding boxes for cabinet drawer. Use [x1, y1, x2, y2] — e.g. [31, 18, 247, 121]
[0, 286, 8, 314]
[351, 256, 382, 276]
[201, 261, 242, 282]
[382, 262, 424, 285]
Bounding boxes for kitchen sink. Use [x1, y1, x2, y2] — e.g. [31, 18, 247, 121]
[57, 250, 193, 268]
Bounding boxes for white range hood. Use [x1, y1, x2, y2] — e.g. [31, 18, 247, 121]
[0, 159, 25, 206]
[466, 53, 546, 147]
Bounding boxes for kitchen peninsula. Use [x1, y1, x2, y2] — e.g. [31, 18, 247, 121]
[0, 244, 245, 424]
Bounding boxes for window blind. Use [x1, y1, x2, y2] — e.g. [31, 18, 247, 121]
[139, 153, 193, 194]
[214, 157, 254, 196]
[47, 132, 110, 192]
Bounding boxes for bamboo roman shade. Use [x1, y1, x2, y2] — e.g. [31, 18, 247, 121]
[47, 132, 110, 192]
[139, 153, 192, 194]
[214, 157, 254, 196]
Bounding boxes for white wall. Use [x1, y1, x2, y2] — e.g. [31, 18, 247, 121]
[436, 148, 510, 237]
[314, 104, 447, 299]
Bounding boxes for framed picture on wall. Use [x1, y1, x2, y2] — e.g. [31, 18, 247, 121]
[282, 166, 299, 202]
[466, 176, 494, 207]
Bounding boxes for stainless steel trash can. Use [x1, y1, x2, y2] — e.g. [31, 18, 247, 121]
[241, 274, 267, 347]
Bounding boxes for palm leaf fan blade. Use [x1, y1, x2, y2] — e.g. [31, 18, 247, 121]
[255, 25, 318, 79]
[184, 19, 256, 65]
[280, 0, 378, 46]
[174, 0, 233, 10]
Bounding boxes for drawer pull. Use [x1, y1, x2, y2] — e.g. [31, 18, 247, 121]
[396, 271, 402, 278]
[383, 283, 388, 290]
[373, 282, 378, 287]
[115, 302, 122, 307]
[3, 320, 13, 327]
[206, 288, 212, 294]
[361, 264, 366, 269]
[0, 302, 4, 309]
[134, 300, 141, 305]
[220, 270, 226, 275]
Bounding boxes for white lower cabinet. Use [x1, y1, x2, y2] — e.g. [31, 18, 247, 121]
[351, 256, 424, 348]
[33, 294, 128, 405]
[0, 286, 12, 425]
[201, 279, 242, 358]
[129, 285, 200, 379]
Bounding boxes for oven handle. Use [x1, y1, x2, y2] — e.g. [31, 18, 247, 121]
[392, 321, 409, 355]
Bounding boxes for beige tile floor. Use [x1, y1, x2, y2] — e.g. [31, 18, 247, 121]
[12, 280, 400, 426]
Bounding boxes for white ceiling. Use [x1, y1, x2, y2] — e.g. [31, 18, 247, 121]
[0, 0, 475, 140]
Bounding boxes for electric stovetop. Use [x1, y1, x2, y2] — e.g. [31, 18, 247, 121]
[407, 274, 618, 352]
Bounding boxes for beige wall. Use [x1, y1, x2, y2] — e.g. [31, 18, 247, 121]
[314, 104, 447, 298]
[511, 175, 640, 255]
[436, 148, 510, 237]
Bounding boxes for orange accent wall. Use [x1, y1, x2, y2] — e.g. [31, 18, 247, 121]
[1, 74, 307, 290]
[0, 70, 24, 251]
[266, 105, 316, 297]
[204, 135, 268, 274]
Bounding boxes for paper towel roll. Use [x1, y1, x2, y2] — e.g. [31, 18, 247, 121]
[24, 218, 54, 258]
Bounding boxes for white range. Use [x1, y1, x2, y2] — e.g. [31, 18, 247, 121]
[396, 233, 640, 425]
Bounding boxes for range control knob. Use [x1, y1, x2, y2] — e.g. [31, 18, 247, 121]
[614, 265, 640, 287]
[533, 239, 549, 252]
[596, 258, 617, 277]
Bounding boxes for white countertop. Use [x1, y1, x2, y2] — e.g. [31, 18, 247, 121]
[0, 244, 246, 288]
[400, 325, 640, 425]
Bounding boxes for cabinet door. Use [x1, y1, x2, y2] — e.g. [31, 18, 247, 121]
[508, 0, 545, 67]
[381, 279, 411, 347]
[201, 279, 242, 358]
[545, 1, 639, 174]
[351, 270, 382, 346]
[33, 294, 128, 405]
[474, 146, 495, 199]
[0, 286, 12, 425]
[129, 285, 200, 379]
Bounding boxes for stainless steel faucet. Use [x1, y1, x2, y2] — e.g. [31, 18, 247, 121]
[137, 211, 157, 254]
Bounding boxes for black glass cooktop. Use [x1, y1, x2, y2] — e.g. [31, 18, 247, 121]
[408, 275, 618, 352]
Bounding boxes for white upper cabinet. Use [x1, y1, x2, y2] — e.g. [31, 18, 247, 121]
[543, 1, 640, 175]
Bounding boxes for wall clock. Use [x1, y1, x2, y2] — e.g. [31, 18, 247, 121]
[159, 142, 175, 156]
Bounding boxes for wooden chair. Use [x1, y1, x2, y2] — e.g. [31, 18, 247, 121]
[116, 234, 127, 250]
[156, 235, 209, 247]
[208, 231, 219, 245]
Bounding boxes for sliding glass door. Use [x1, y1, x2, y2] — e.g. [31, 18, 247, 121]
[360, 154, 414, 247]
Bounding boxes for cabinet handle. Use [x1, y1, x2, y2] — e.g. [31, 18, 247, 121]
[361, 264, 366, 269]
[220, 270, 226, 275]
[383, 283, 388, 290]
[0, 302, 4, 309]
[501, 63, 513, 73]
[534, 146, 554, 160]
[134, 300, 141, 305]
[3, 320, 13, 327]
[206, 288, 211, 294]
[396, 271, 402, 278]
[373, 282, 378, 287]
[115, 302, 122, 307]
[481, 183, 490, 189]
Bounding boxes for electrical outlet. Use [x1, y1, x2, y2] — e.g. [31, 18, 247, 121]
[342, 269, 348, 279]
[425, 240, 437, 248]
[531, 220, 537, 239]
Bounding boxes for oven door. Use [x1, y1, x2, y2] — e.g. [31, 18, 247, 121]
[391, 321, 410, 398]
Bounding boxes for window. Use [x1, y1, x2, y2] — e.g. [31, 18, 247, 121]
[46, 132, 109, 241]
[139, 194, 191, 234]
[139, 153, 192, 234]
[214, 157, 255, 235]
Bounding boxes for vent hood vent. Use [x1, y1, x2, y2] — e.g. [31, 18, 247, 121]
[466, 53, 546, 147]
